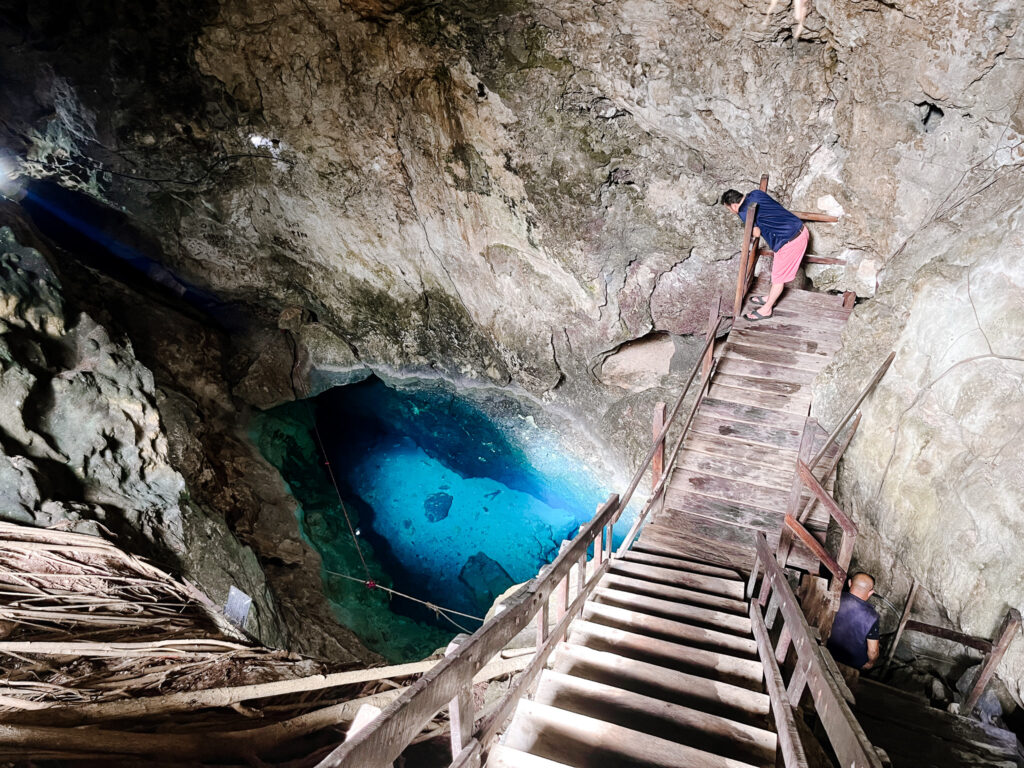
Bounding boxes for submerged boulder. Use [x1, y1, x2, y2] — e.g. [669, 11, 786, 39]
[459, 551, 514, 611]
[424, 491, 453, 522]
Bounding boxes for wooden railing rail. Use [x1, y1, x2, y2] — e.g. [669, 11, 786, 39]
[617, 299, 725, 555]
[750, 533, 885, 768]
[883, 582, 1021, 715]
[611, 304, 726, 524]
[316, 495, 620, 768]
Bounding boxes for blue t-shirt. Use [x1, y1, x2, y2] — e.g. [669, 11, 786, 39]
[737, 190, 804, 252]
[827, 592, 880, 669]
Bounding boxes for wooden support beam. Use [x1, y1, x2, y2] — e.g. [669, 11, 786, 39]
[777, 419, 818, 569]
[792, 211, 840, 223]
[882, 580, 919, 674]
[733, 203, 759, 318]
[785, 514, 845, 582]
[446, 637, 474, 759]
[964, 609, 1022, 713]
[842, 291, 856, 309]
[903, 621, 994, 653]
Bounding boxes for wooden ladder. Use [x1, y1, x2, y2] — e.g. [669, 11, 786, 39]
[487, 542, 780, 768]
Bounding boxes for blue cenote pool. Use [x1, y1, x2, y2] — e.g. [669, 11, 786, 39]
[253, 377, 625, 662]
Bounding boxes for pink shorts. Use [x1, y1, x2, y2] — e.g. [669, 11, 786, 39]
[771, 226, 809, 284]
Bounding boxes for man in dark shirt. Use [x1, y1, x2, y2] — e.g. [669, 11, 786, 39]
[827, 572, 881, 670]
[721, 189, 808, 321]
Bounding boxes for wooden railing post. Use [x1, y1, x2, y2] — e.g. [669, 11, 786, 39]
[446, 636, 474, 759]
[777, 418, 819, 568]
[651, 402, 666, 487]
[882, 580, 918, 674]
[702, 297, 721, 381]
[732, 203, 759, 318]
[964, 609, 1022, 713]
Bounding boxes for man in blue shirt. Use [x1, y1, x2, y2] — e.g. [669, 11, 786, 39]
[827, 572, 881, 670]
[721, 189, 808, 321]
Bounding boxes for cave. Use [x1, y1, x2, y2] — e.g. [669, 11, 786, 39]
[0, 0, 1022, 765]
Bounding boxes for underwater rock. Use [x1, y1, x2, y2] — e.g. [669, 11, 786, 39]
[460, 552, 514, 612]
[424, 491, 453, 522]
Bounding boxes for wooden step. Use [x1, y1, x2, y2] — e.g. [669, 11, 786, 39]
[621, 550, 742, 580]
[723, 343, 830, 374]
[549, 643, 770, 725]
[594, 586, 752, 635]
[716, 356, 820, 386]
[582, 602, 758, 657]
[660, 494, 785, 537]
[690, 413, 803, 453]
[728, 328, 835, 356]
[533, 671, 777, 767]
[673, 450, 795, 492]
[667, 473, 793, 518]
[598, 573, 749, 615]
[707, 382, 810, 416]
[568, 620, 765, 689]
[639, 524, 758, 572]
[487, 744, 572, 768]
[681, 433, 800, 471]
[698, 398, 809, 431]
[608, 560, 745, 599]
[750, 285, 846, 309]
[502, 698, 762, 768]
[727, 319, 844, 345]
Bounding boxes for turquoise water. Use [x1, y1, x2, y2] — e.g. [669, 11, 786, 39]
[254, 377, 619, 660]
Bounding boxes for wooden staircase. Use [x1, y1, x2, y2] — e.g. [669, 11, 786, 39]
[642, 281, 853, 573]
[490, 545, 779, 768]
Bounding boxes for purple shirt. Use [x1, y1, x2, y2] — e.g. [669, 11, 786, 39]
[827, 591, 880, 669]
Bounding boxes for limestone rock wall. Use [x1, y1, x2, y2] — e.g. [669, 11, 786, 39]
[1, 0, 1023, 695]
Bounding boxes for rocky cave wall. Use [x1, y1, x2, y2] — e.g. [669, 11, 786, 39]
[1, 0, 1023, 694]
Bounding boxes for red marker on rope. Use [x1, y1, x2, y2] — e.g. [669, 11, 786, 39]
[365, 579, 377, 590]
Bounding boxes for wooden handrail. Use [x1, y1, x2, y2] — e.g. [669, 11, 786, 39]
[808, 351, 894, 471]
[612, 310, 725, 521]
[317, 496, 620, 768]
[752, 534, 884, 768]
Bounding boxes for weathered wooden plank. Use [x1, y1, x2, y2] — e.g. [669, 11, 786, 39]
[582, 602, 758, 657]
[903, 621, 993, 653]
[597, 573, 749, 615]
[607, 559, 745, 599]
[665, 480, 791, 525]
[690, 412, 805, 450]
[593, 586, 752, 635]
[620, 550, 743, 580]
[765, 304, 851, 323]
[708, 383, 811, 416]
[749, 601, 809, 768]
[532, 670, 777, 767]
[683, 432, 802, 469]
[712, 372, 812, 398]
[729, 328, 835, 356]
[724, 343, 831, 374]
[568, 620, 765, 689]
[639, 523, 757, 571]
[674, 449, 795, 491]
[729, 320, 845, 345]
[717, 356, 821, 386]
[965, 609, 1022, 713]
[784, 514, 844, 579]
[503, 699, 760, 768]
[699, 397, 809, 431]
[549, 643, 771, 723]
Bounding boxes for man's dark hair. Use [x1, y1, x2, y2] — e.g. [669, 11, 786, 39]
[721, 189, 743, 206]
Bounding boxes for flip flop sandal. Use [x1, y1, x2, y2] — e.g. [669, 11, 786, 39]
[749, 295, 767, 306]
[743, 308, 773, 322]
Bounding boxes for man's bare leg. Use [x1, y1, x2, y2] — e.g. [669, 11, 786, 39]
[747, 281, 785, 319]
